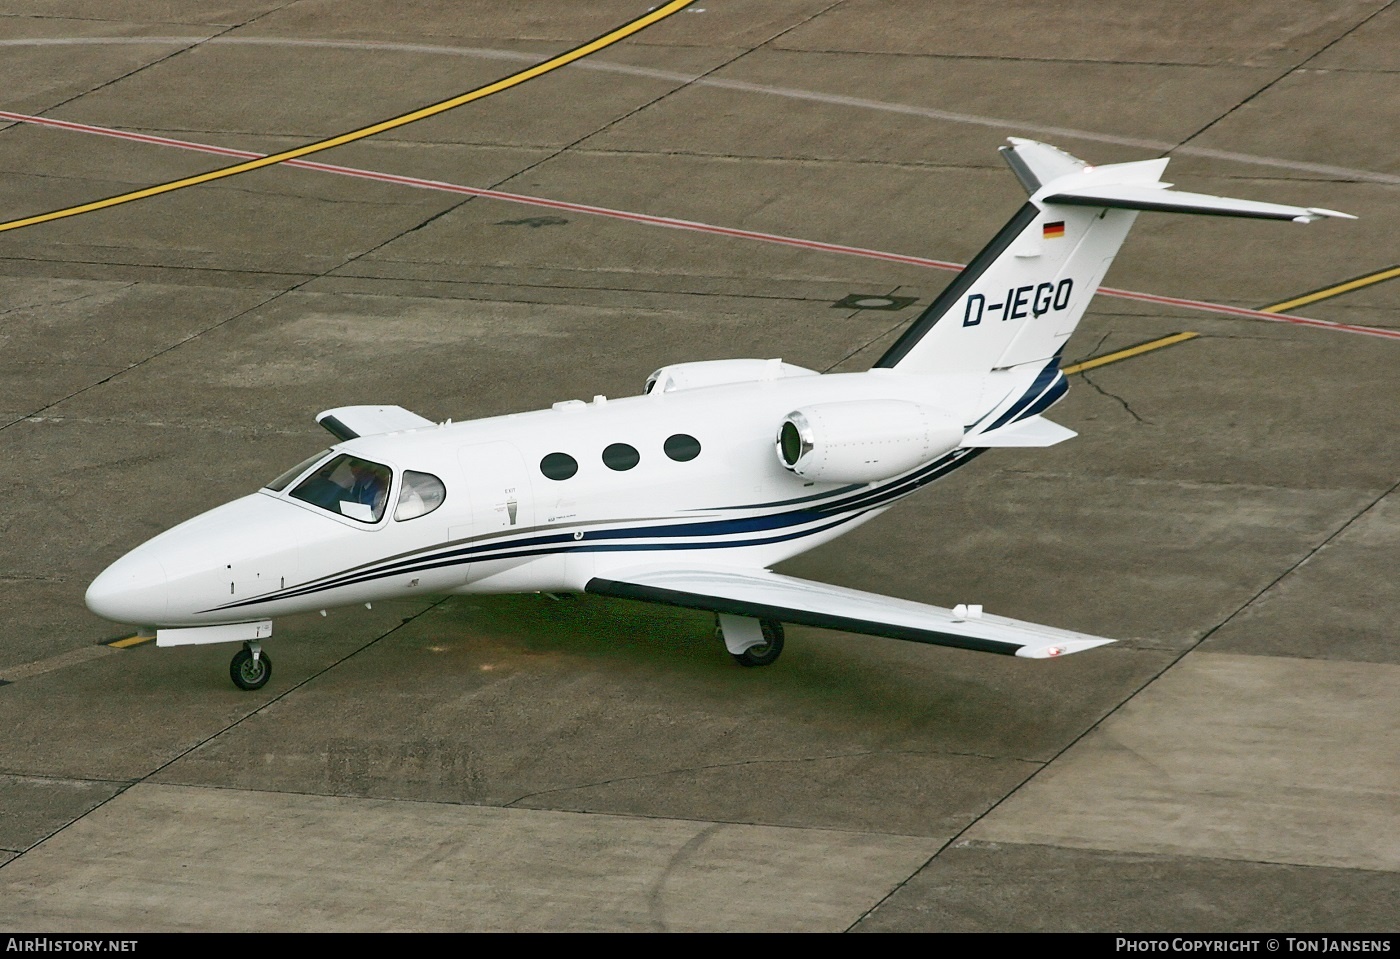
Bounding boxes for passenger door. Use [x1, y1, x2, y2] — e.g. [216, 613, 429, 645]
[455, 442, 534, 582]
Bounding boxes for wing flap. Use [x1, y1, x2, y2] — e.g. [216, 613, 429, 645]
[587, 566, 1113, 659]
[316, 405, 435, 441]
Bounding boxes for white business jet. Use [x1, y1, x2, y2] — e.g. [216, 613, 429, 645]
[86, 139, 1351, 690]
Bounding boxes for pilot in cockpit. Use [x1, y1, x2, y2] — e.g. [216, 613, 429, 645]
[348, 461, 386, 506]
[290, 454, 392, 523]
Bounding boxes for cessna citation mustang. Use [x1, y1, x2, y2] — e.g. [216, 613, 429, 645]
[86, 139, 1352, 690]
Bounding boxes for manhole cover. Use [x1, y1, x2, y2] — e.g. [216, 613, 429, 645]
[832, 294, 917, 311]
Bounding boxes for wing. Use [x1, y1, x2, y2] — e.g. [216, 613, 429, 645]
[316, 405, 435, 440]
[586, 566, 1113, 659]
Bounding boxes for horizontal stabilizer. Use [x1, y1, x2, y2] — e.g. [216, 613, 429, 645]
[1040, 183, 1356, 223]
[587, 566, 1114, 659]
[963, 415, 1077, 448]
[876, 138, 1353, 378]
[316, 405, 435, 441]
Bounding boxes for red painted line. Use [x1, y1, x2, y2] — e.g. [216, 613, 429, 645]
[3, 110, 1395, 341]
[0, 111, 966, 272]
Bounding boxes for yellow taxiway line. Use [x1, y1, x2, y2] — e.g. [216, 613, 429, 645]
[0, 0, 694, 235]
[1062, 331, 1199, 375]
[1261, 265, 1400, 314]
[107, 635, 155, 648]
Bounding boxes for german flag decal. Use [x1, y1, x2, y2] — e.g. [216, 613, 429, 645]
[1043, 221, 1066, 239]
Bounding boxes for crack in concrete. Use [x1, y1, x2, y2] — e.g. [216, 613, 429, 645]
[1081, 370, 1149, 424]
[1069, 331, 1113, 368]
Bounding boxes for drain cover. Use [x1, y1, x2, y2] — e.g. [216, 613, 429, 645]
[832, 294, 917, 311]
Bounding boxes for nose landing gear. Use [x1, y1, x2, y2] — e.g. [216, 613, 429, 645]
[230, 641, 272, 690]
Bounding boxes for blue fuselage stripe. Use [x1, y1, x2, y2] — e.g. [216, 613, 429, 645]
[203, 447, 988, 614]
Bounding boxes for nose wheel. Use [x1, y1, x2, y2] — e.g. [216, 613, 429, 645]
[230, 642, 272, 690]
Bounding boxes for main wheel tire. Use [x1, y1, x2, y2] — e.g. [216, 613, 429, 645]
[732, 620, 784, 668]
[230, 647, 272, 690]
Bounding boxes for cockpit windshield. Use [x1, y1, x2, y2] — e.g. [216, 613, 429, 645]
[288, 453, 393, 523]
[264, 449, 332, 492]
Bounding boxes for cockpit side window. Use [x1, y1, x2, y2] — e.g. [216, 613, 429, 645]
[265, 449, 332, 492]
[289, 454, 393, 523]
[394, 471, 446, 521]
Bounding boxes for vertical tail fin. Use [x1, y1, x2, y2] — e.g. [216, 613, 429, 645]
[875, 139, 1353, 376]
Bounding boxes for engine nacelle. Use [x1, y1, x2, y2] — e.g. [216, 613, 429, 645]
[775, 400, 965, 483]
[645, 358, 817, 395]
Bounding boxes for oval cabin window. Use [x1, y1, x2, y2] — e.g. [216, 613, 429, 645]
[540, 452, 578, 481]
[664, 433, 701, 462]
[602, 443, 640, 471]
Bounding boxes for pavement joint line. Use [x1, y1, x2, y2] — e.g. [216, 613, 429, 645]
[0, 17, 723, 435]
[1168, 0, 1395, 174]
[825, 286, 912, 372]
[0, 10, 716, 437]
[3, 36, 1399, 185]
[0, 280, 295, 436]
[1061, 331, 1199, 375]
[170, 1, 780, 379]
[0, 597, 449, 863]
[0, 6, 844, 444]
[1261, 265, 1400, 313]
[4, 111, 1396, 343]
[0, 1, 695, 235]
[851, 475, 1400, 929]
[1196, 475, 1400, 649]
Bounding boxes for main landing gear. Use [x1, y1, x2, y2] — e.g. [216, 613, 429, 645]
[230, 641, 272, 690]
[716, 614, 785, 667]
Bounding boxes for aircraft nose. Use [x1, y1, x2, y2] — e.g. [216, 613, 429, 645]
[86, 552, 169, 625]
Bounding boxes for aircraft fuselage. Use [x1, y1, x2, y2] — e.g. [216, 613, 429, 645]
[85, 365, 1026, 629]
